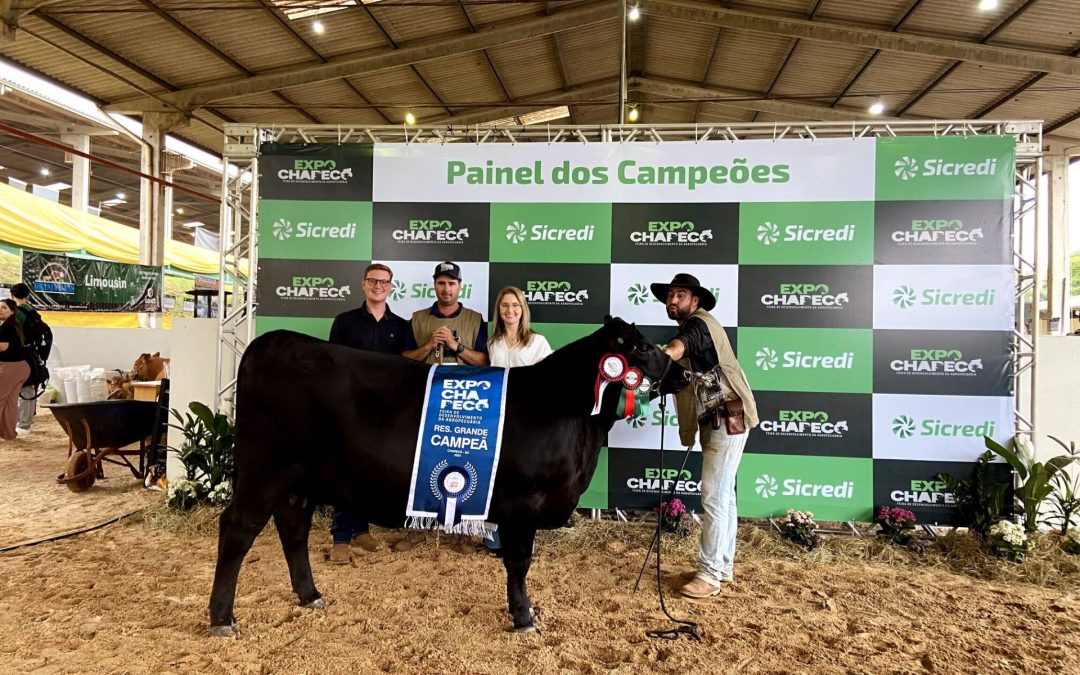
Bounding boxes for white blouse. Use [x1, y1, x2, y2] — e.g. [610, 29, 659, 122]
[488, 333, 553, 368]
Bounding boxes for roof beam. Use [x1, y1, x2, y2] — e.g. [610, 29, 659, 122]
[423, 79, 618, 127]
[647, 0, 1080, 78]
[0, 109, 118, 135]
[104, 1, 620, 113]
[633, 76, 888, 121]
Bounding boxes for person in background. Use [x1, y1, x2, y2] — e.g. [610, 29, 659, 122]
[327, 263, 408, 564]
[0, 299, 30, 441]
[11, 283, 38, 436]
[483, 286, 552, 554]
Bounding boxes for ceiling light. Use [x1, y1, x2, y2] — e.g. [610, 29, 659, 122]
[116, 191, 125, 200]
[39, 166, 49, 176]
[100, 198, 125, 207]
[41, 182, 71, 191]
[404, 112, 416, 125]
[627, 104, 640, 122]
[628, 5, 641, 21]
[182, 221, 205, 228]
[312, 19, 325, 34]
[868, 100, 885, 115]
[978, 0, 998, 10]
[176, 207, 185, 215]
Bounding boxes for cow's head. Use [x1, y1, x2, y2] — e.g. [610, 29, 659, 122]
[601, 316, 689, 396]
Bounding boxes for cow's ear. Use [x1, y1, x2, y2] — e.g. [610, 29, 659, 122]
[152, 352, 160, 358]
[603, 314, 613, 325]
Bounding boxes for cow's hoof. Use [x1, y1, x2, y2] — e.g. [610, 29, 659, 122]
[302, 597, 326, 610]
[514, 624, 540, 634]
[209, 624, 236, 638]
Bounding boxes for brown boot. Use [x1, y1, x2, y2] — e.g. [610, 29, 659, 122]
[391, 531, 426, 552]
[680, 577, 722, 599]
[352, 532, 380, 552]
[329, 542, 351, 564]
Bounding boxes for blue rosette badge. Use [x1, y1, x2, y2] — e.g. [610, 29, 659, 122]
[430, 459, 479, 528]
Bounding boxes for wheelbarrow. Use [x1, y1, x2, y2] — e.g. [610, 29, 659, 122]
[45, 400, 160, 493]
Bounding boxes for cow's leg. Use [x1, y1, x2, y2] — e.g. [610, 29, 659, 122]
[208, 501, 271, 637]
[273, 498, 322, 609]
[501, 526, 538, 632]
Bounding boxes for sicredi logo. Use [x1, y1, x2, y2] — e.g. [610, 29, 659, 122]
[891, 479, 956, 507]
[754, 474, 854, 500]
[276, 276, 351, 300]
[891, 415, 996, 440]
[630, 221, 714, 245]
[754, 347, 854, 372]
[760, 283, 849, 308]
[755, 221, 856, 246]
[759, 410, 849, 438]
[891, 286, 997, 309]
[389, 280, 407, 301]
[277, 159, 354, 183]
[891, 349, 983, 375]
[393, 220, 470, 243]
[524, 280, 589, 305]
[624, 409, 679, 429]
[405, 282, 473, 301]
[270, 218, 356, 242]
[506, 221, 595, 244]
[893, 155, 999, 181]
[626, 468, 699, 493]
[893, 219, 984, 244]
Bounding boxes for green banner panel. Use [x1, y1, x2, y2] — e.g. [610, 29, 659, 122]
[255, 316, 333, 340]
[258, 200, 372, 261]
[738, 454, 873, 521]
[489, 203, 611, 263]
[738, 327, 874, 393]
[738, 201, 874, 265]
[577, 447, 609, 510]
[875, 135, 1015, 201]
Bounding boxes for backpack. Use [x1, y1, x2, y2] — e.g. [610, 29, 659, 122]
[18, 306, 52, 397]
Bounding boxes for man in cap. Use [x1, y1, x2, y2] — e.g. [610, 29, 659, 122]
[652, 273, 758, 599]
[398, 261, 489, 553]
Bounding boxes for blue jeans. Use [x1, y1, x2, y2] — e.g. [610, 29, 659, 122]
[331, 509, 369, 544]
[696, 423, 748, 586]
[483, 530, 501, 551]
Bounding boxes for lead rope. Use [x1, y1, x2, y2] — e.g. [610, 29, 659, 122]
[634, 393, 701, 641]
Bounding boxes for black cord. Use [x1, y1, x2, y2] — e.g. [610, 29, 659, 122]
[639, 394, 701, 641]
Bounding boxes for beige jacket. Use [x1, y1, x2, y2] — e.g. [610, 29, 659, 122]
[674, 309, 758, 446]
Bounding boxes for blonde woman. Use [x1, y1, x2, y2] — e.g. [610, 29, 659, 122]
[0, 299, 29, 441]
[488, 286, 552, 368]
[484, 286, 552, 554]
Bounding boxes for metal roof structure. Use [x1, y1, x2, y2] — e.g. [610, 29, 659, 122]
[1, 0, 1078, 234]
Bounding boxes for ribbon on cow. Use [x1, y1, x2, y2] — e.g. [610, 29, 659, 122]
[405, 365, 509, 537]
[591, 354, 653, 421]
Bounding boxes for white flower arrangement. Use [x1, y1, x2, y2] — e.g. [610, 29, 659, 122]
[988, 519, 1032, 561]
[208, 479, 233, 507]
[166, 478, 202, 511]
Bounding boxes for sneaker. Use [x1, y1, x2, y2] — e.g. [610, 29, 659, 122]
[680, 577, 722, 599]
[15, 428, 29, 437]
[352, 532, 381, 552]
[329, 542, 351, 564]
[391, 531, 426, 553]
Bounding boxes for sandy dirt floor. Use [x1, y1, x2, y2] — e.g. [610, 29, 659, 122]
[2, 420, 1079, 674]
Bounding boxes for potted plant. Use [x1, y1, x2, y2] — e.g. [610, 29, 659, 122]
[167, 401, 235, 510]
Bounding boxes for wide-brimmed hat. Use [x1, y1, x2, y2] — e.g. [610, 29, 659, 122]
[650, 273, 716, 311]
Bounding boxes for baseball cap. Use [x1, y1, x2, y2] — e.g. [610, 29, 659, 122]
[432, 261, 462, 280]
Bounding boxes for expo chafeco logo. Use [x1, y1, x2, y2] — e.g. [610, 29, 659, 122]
[894, 156, 920, 180]
[389, 280, 407, 301]
[755, 474, 779, 498]
[892, 415, 916, 439]
[756, 221, 781, 245]
[627, 283, 650, 306]
[272, 218, 293, 240]
[892, 285, 917, 308]
[755, 347, 779, 371]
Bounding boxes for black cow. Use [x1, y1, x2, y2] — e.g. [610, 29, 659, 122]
[209, 317, 688, 635]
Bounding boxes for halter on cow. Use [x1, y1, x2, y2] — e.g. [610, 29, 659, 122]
[208, 316, 689, 635]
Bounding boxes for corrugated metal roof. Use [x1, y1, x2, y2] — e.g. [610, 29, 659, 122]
[553, 21, 621, 88]
[486, 39, 565, 99]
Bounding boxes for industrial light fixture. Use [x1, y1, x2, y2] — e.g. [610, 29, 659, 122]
[39, 166, 49, 176]
[176, 207, 185, 215]
[868, 100, 885, 115]
[404, 111, 416, 125]
[628, 4, 641, 21]
[627, 104, 640, 122]
[312, 19, 325, 34]
[978, 0, 998, 10]
[116, 191, 126, 200]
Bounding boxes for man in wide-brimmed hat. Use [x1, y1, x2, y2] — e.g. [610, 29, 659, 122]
[651, 273, 758, 599]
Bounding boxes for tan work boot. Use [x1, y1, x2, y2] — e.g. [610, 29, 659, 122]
[680, 577, 722, 599]
[391, 531, 426, 552]
[352, 532, 381, 552]
[329, 542, 351, 564]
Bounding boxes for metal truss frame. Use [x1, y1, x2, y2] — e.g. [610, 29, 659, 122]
[218, 120, 1043, 438]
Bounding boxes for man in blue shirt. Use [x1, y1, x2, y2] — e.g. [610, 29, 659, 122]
[328, 263, 408, 564]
